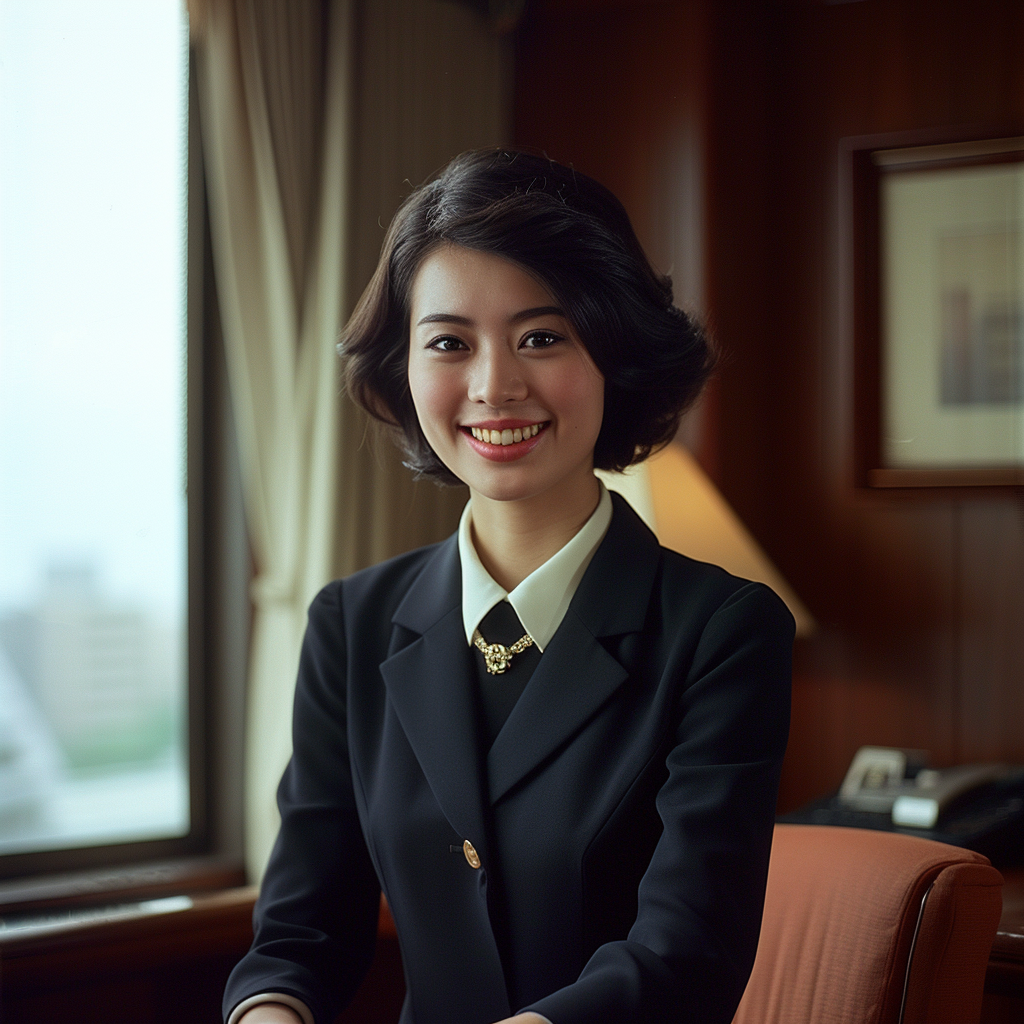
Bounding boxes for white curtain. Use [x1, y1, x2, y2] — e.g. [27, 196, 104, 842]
[193, 0, 509, 880]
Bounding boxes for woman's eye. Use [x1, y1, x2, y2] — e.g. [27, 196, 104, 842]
[520, 331, 562, 349]
[427, 336, 467, 353]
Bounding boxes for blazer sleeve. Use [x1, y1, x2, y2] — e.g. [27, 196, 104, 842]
[222, 584, 382, 1024]
[523, 580, 794, 1024]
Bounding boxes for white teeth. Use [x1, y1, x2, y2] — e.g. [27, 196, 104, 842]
[469, 424, 542, 445]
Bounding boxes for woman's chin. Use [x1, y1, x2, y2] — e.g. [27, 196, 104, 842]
[464, 463, 600, 512]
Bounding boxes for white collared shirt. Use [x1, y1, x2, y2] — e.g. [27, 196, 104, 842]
[459, 479, 613, 651]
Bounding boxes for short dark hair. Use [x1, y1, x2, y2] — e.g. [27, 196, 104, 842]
[340, 148, 715, 485]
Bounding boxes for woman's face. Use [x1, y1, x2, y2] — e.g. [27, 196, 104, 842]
[408, 245, 604, 508]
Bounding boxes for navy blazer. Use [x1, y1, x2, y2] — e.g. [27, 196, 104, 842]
[224, 494, 793, 1024]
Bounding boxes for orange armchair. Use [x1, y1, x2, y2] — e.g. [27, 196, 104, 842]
[733, 824, 1004, 1024]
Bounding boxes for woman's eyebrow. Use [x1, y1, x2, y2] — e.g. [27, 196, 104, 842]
[416, 312, 473, 327]
[415, 306, 567, 328]
[509, 305, 565, 324]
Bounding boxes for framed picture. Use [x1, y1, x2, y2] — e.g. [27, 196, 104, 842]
[850, 134, 1024, 487]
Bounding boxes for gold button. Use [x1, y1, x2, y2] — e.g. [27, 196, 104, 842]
[463, 839, 481, 869]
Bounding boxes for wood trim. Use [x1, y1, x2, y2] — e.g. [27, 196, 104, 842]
[0, 887, 256, 983]
[0, 857, 246, 916]
[849, 141, 883, 490]
[868, 468, 1024, 489]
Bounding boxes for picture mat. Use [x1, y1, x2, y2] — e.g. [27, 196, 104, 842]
[881, 163, 1023, 467]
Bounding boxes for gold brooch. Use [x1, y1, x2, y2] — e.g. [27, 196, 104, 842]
[472, 628, 534, 675]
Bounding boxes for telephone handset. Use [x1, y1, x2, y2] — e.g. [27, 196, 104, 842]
[779, 746, 1024, 867]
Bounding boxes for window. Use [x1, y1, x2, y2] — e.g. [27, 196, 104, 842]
[0, 0, 237, 886]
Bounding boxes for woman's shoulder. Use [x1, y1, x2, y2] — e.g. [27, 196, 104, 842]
[602, 493, 794, 643]
[311, 534, 456, 622]
[654, 544, 795, 640]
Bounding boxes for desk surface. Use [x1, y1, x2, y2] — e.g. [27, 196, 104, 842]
[985, 868, 1024, 1022]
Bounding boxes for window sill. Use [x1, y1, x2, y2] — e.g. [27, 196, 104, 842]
[0, 855, 246, 918]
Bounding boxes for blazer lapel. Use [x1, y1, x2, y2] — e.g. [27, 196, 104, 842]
[487, 494, 662, 804]
[379, 535, 494, 865]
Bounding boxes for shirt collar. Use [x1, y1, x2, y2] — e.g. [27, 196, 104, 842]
[458, 480, 613, 652]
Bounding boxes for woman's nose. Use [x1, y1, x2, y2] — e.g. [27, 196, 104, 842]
[468, 344, 527, 405]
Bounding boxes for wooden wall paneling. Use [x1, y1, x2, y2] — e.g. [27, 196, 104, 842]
[514, 2, 709, 276]
[746, 3, 835, 652]
[957, 499, 1024, 764]
[700, 0, 780, 524]
[782, 499, 961, 809]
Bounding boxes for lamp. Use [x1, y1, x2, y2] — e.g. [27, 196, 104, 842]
[598, 444, 815, 637]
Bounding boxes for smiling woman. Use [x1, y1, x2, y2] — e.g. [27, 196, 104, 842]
[224, 150, 794, 1024]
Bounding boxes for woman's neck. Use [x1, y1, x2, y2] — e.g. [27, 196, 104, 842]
[469, 471, 601, 592]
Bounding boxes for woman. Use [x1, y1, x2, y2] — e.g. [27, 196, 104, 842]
[224, 149, 793, 1024]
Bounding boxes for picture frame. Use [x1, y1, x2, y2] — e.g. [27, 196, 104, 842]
[849, 133, 1024, 488]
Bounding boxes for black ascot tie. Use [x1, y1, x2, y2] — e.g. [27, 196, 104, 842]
[472, 600, 542, 750]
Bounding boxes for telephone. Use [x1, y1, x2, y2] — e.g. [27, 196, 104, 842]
[778, 746, 1024, 868]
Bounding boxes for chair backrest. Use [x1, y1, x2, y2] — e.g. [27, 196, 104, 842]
[733, 823, 1003, 1024]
